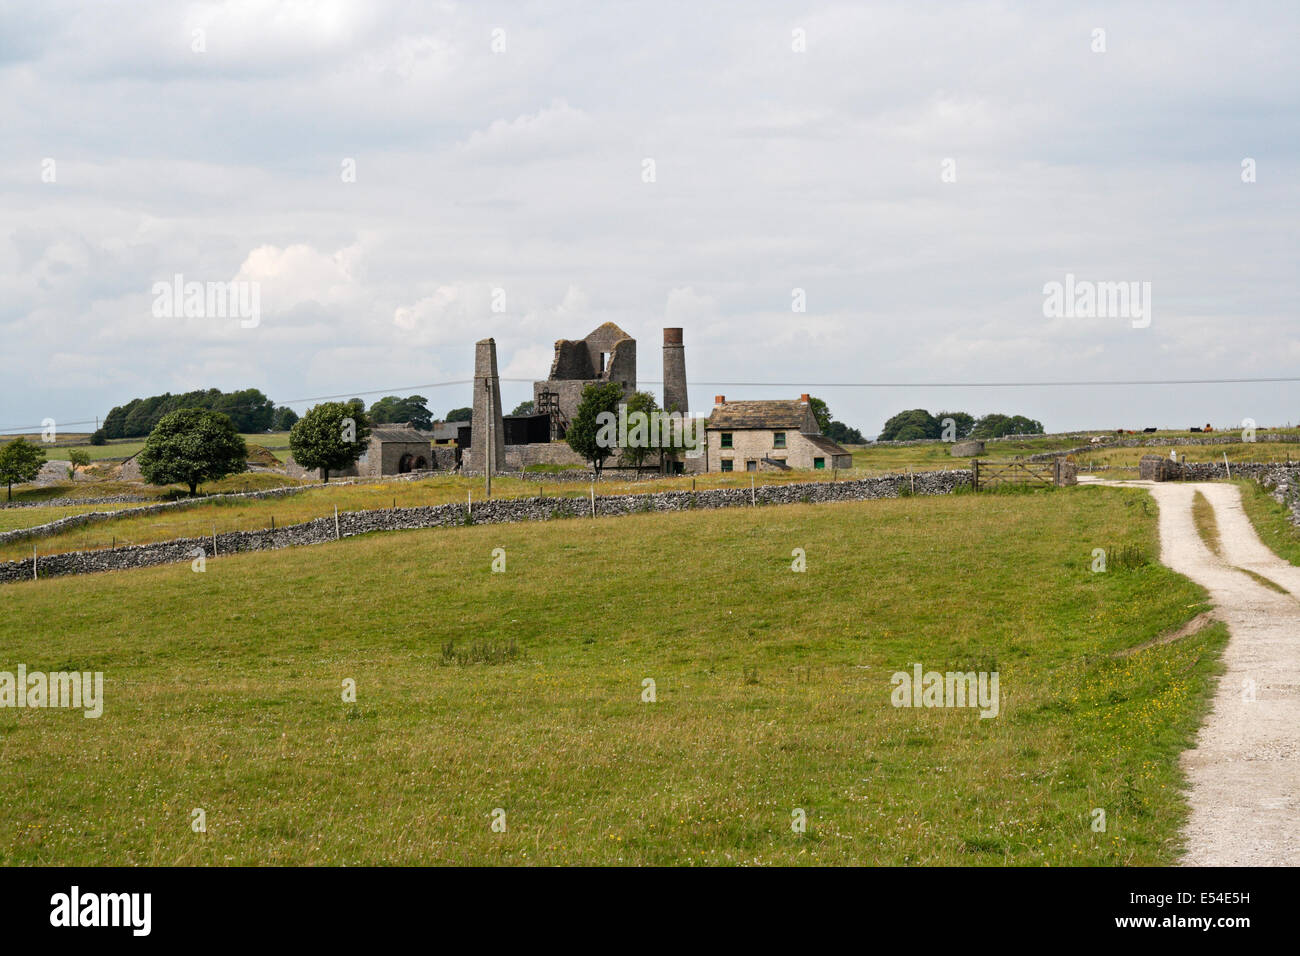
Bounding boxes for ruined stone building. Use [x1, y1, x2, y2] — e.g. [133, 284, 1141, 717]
[533, 322, 637, 439]
[705, 395, 852, 472]
[466, 325, 707, 473]
[284, 427, 440, 480]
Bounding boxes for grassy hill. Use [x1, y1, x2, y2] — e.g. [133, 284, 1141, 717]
[0, 432, 293, 462]
[0, 486, 1224, 865]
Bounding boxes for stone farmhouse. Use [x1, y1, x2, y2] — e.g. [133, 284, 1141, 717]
[706, 395, 853, 472]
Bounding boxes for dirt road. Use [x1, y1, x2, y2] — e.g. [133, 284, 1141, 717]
[1092, 478, 1300, 864]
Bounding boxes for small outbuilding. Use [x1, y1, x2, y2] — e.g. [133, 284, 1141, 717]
[285, 426, 434, 480]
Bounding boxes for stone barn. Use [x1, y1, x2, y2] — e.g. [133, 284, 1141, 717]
[285, 427, 434, 479]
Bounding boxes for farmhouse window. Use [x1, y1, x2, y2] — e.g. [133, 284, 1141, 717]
[720, 432, 733, 448]
[773, 432, 786, 448]
[721, 459, 734, 472]
[746, 460, 757, 472]
[814, 457, 825, 469]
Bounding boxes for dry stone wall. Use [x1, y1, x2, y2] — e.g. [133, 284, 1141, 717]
[1, 470, 971, 584]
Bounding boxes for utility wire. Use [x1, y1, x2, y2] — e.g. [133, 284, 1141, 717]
[5, 374, 1300, 434]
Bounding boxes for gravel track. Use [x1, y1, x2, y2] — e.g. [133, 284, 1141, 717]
[1093, 478, 1300, 865]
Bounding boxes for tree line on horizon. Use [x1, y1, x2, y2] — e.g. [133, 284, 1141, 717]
[98, 390, 479, 442]
[877, 409, 1045, 442]
[101, 388, 286, 440]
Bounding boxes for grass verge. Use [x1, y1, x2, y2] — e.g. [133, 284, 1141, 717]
[0, 487, 1223, 865]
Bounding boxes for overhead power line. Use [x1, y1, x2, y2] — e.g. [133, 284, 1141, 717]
[5, 374, 1299, 434]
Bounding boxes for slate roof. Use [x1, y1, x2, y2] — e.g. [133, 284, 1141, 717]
[802, 433, 853, 457]
[368, 427, 432, 443]
[707, 400, 811, 430]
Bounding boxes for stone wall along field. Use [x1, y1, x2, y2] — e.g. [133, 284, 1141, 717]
[1, 470, 971, 584]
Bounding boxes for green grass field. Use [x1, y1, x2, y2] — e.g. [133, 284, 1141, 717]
[0, 432, 293, 462]
[1235, 478, 1300, 567]
[852, 433, 1300, 478]
[6, 469, 877, 560]
[0, 486, 1225, 865]
[849, 435, 1088, 473]
[1084, 441, 1300, 471]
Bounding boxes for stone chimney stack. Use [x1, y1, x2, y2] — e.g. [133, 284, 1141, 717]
[469, 338, 505, 473]
[662, 327, 688, 415]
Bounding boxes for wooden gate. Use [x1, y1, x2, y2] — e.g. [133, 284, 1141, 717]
[971, 458, 1068, 490]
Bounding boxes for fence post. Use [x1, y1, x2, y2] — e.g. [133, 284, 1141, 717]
[971, 459, 980, 492]
[334, 506, 340, 540]
[590, 483, 596, 518]
[32, 544, 37, 581]
[751, 474, 756, 506]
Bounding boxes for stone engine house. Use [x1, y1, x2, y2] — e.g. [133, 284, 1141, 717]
[533, 322, 637, 439]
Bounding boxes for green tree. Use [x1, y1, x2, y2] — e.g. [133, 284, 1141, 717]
[971, 413, 1044, 439]
[369, 395, 433, 430]
[89, 429, 108, 446]
[566, 382, 624, 478]
[68, 448, 91, 479]
[1004, 415, 1044, 436]
[935, 411, 975, 441]
[878, 409, 940, 441]
[289, 400, 371, 483]
[124, 395, 165, 437]
[510, 400, 535, 416]
[271, 406, 299, 431]
[619, 390, 659, 470]
[104, 388, 277, 437]
[444, 407, 472, 423]
[102, 401, 135, 439]
[136, 409, 248, 495]
[808, 397, 833, 433]
[0, 437, 46, 501]
[824, 421, 865, 444]
[972, 413, 1008, 439]
[214, 388, 275, 432]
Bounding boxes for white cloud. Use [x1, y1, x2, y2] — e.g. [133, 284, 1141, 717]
[1, 0, 1297, 433]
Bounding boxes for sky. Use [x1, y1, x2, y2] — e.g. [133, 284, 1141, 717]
[1, 0, 1297, 438]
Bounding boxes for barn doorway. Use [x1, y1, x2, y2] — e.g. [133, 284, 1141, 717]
[398, 453, 415, 473]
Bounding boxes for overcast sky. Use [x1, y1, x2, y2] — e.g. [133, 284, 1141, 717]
[2, 1, 1296, 437]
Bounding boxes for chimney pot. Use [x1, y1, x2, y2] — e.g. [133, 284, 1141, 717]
[799, 393, 810, 403]
[714, 395, 725, 405]
[663, 327, 683, 345]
